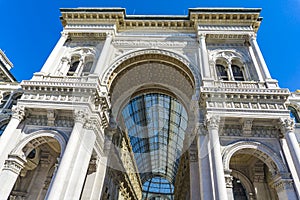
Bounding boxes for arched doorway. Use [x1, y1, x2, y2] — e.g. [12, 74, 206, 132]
[230, 152, 277, 200]
[104, 50, 199, 199]
[8, 131, 66, 200]
[223, 141, 296, 200]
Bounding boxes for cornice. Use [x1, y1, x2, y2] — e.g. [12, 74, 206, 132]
[60, 7, 262, 33]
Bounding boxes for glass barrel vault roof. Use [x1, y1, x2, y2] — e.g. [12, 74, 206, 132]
[121, 93, 188, 198]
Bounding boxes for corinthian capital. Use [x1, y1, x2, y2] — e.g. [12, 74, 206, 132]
[279, 118, 295, 133]
[74, 109, 88, 124]
[11, 105, 25, 121]
[3, 154, 26, 174]
[205, 115, 220, 130]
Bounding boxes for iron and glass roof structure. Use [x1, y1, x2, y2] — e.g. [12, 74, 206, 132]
[122, 93, 188, 199]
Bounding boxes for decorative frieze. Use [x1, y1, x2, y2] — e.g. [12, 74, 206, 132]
[112, 40, 198, 48]
[198, 25, 253, 31]
[202, 86, 289, 114]
[221, 123, 279, 138]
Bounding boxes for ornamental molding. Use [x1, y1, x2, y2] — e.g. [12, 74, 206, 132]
[209, 48, 250, 63]
[65, 24, 115, 30]
[198, 25, 253, 31]
[201, 85, 290, 95]
[65, 47, 97, 58]
[207, 33, 248, 41]
[26, 114, 74, 128]
[221, 124, 279, 138]
[112, 40, 198, 48]
[68, 32, 107, 40]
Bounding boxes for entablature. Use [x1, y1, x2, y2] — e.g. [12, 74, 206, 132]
[60, 7, 262, 33]
[19, 75, 110, 125]
[201, 86, 290, 115]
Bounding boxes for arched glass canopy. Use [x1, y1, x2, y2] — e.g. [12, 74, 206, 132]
[121, 93, 188, 199]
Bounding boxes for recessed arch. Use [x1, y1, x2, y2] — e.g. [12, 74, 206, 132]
[101, 48, 200, 93]
[11, 130, 67, 158]
[222, 141, 288, 175]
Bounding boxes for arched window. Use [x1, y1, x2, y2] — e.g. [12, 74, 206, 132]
[288, 106, 300, 123]
[67, 59, 80, 76]
[232, 65, 244, 81]
[216, 64, 228, 81]
[0, 93, 10, 108]
[82, 61, 93, 76]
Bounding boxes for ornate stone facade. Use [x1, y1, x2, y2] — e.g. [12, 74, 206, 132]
[0, 7, 299, 200]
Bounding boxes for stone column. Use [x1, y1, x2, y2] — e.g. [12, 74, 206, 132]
[280, 118, 300, 180]
[40, 31, 69, 74]
[279, 138, 300, 197]
[57, 56, 70, 76]
[227, 61, 234, 81]
[198, 124, 214, 200]
[94, 33, 113, 74]
[271, 175, 298, 200]
[62, 119, 97, 199]
[73, 57, 84, 76]
[0, 155, 26, 200]
[46, 109, 87, 200]
[0, 105, 25, 172]
[198, 33, 210, 78]
[206, 115, 228, 200]
[248, 33, 272, 80]
[89, 156, 108, 200]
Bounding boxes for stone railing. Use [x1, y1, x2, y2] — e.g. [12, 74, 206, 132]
[21, 74, 101, 90]
[214, 81, 266, 89]
[31, 74, 100, 84]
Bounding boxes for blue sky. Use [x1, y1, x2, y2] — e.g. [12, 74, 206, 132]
[0, 0, 299, 91]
